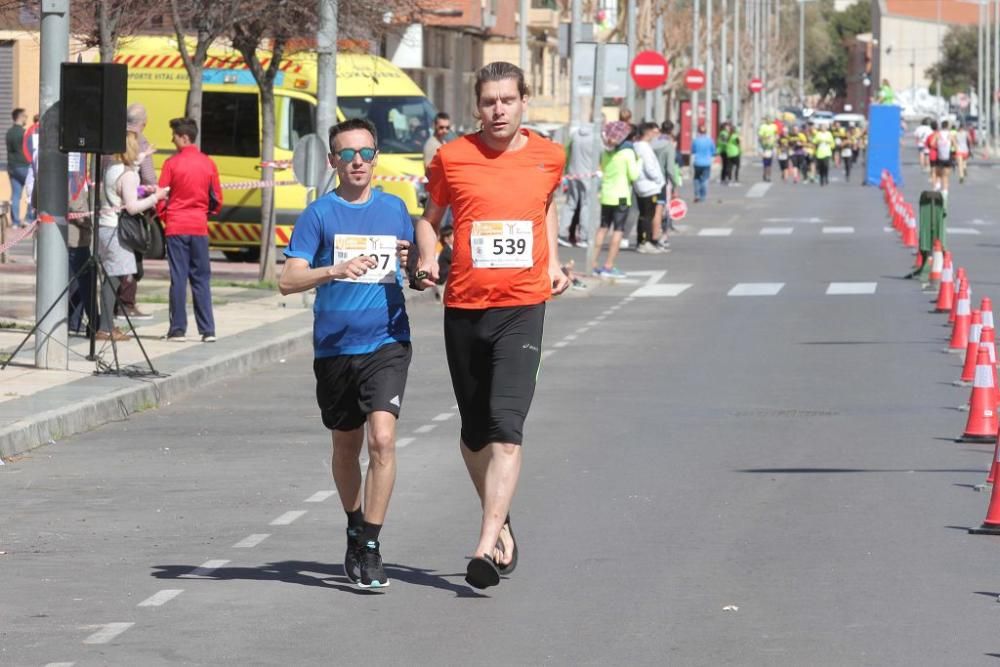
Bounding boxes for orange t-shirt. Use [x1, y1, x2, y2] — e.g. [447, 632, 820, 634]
[427, 129, 566, 309]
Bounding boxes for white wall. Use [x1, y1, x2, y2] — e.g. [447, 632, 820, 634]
[878, 15, 948, 95]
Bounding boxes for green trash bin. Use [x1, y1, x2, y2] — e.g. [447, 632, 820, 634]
[916, 190, 946, 282]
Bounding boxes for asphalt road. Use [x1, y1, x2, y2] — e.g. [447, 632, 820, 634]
[5, 160, 1000, 666]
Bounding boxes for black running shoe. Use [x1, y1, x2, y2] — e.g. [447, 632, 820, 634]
[344, 527, 363, 584]
[358, 539, 389, 589]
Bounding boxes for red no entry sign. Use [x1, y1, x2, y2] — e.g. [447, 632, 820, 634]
[684, 68, 705, 91]
[630, 51, 670, 90]
[749, 77, 764, 94]
[668, 198, 688, 221]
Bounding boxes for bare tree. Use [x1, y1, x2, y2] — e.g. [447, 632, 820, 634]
[73, 0, 153, 62]
[169, 0, 250, 135]
[231, 0, 315, 282]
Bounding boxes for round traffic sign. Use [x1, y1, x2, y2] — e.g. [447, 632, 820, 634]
[668, 198, 688, 221]
[630, 51, 670, 90]
[957, 92, 970, 109]
[749, 77, 764, 94]
[684, 68, 705, 91]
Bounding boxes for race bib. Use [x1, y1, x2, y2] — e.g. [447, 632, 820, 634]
[842, 148, 853, 158]
[763, 149, 773, 159]
[333, 234, 398, 284]
[471, 220, 533, 269]
[777, 151, 788, 160]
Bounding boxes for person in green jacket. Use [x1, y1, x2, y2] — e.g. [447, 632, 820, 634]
[725, 130, 742, 184]
[812, 125, 835, 186]
[592, 121, 639, 278]
[717, 123, 732, 185]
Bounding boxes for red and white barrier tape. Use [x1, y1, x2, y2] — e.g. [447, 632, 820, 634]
[373, 174, 427, 184]
[0, 220, 38, 254]
[259, 160, 293, 169]
[221, 179, 300, 191]
[563, 171, 602, 181]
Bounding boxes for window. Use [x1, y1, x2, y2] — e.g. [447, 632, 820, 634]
[277, 96, 315, 150]
[201, 92, 260, 157]
[339, 96, 437, 155]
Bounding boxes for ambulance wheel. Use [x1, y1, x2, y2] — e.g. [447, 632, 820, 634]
[223, 248, 260, 262]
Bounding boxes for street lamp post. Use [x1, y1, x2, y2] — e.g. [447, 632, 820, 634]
[693, 0, 700, 132]
[732, 0, 740, 125]
[721, 0, 728, 124]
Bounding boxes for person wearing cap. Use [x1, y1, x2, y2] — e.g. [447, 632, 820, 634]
[691, 124, 716, 202]
[591, 120, 639, 278]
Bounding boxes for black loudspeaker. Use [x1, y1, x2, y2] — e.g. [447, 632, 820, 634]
[59, 63, 128, 154]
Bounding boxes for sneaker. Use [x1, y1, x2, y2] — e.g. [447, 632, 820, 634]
[201, 334, 217, 343]
[96, 328, 131, 342]
[358, 539, 389, 588]
[344, 527, 363, 584]
[591, 266, 606, 278]
[636, 241, 661, 254]
[164, 333, 187, 343]
[603, 266, 627, 278]
[618, 239, 630, 250]
[557, 236, 573, 248]
[656, 239, 671, 250]
[574, 240, 589, 248]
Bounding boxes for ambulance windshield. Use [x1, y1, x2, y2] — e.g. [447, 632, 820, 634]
[340, 96, 437, 155]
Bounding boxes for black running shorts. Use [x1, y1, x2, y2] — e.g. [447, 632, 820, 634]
[313, 342, 412, 431]
[443, 303, 545, 451]
[600, 200, 630, 231]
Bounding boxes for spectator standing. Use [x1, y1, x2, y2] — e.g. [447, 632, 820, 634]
[717, 122, 732, 184]
[5, 108, 28, 228]
[558, 124, 595, 248]
[592, 120, 638, 277]
[725, 127, 742, 184]
[97, 132, 166, 341]
[691, 124, 715, 203]
[157, 117, 222, 343]
[67, 177, 93, 335]
[632, 122, 665, 253]
[652, 119, 679, 250]
[423, 112, 451, 170]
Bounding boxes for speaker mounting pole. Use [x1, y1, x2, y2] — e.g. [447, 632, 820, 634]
[35, 0, 70, 369]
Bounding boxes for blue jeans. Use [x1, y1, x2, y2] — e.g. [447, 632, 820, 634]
[7, 165, 27, 227]
[694, 165, 710, 201]
[166, 235, 215, 337]
[68, 246, 94, 333]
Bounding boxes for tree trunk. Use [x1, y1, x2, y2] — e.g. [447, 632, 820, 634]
[97, 0, 116, 63]
[258, 86, 277, 283]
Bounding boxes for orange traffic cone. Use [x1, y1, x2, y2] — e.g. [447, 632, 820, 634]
[935, 255, 954, 312]
[929, 240, 943, 283]
[902, 212, 918, 248]
[987, 437, 998, 485]
[982, 326, 998, 366]
[957, 346, 1000, 443]
[948, 283, 972, 351]
[958, 310, 984, 385]
[981, 297, 995, 330]
[970, 438, 1000, 534]
[949, 272, 967, 325]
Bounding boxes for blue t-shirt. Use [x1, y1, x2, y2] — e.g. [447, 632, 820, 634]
[284, 189, 414, 358]
[692, 135, 717, 167]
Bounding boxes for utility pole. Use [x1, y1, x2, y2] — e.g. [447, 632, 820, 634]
[692, 0, 700, 132]
[936, 0, 942, 101]
[655, 10, 665, 121]
[980, 0, 985, 133]
[627, 0, 637, 115]
[753, 0, 760, 132]
[987, 0, 993, 141]
[570, 0, 582, 129]
[35, 0, 70, 369]
[721, 0, 728, 124]
[587, 43, 606, 271]
[706, 0, 714, 133]
[732, 0, 740, 125]
[994, 0, 999, 148]
[315, 0, 337, 148]
[774, 0, 781, 112]
[798, 0, 805, 104]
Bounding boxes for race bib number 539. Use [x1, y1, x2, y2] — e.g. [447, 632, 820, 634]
[471, 220, 533, 269]
[333, 234, 397, 284]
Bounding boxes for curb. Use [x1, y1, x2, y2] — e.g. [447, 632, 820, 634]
[0, 326, 312, 461]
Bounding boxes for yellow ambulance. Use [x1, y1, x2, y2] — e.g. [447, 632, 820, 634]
[115, 37, 434, 261]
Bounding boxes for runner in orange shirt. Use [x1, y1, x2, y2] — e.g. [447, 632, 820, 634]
[413, 61, 570, 589]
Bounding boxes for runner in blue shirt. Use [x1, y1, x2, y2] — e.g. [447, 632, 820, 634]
[279, 118, 414, 589]
[691, 125, 716, 202]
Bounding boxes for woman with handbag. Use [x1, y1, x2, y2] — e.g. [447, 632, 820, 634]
[96, 131, 167, 341]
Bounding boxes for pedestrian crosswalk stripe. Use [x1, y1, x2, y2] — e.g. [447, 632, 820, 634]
[728, 282, 785, 296]
[826, 282, 878, 295]
[948, 227, 981, 235]
[631, 283, 693, 297]
[760, 227, 794, 235]
[822, 226, 855, 234]
[746, 182, 772, 198]
[698, 228, 733, 236]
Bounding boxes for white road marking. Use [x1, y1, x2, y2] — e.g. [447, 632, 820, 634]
[728, 282, 785, 296]
[631, 283, 693, 298]
[586, 320, 600, 326]
[397, 437, 415, 449]
[764, 216, 823, 223]
[760, 227, 793, 235]
[826, 282, 878, 295]
[883, 226, 895, 232]
[138, 589, 184, 607]
[414, 424, 436, 434]
[541, 350, 556, 359]
[564, 334, 578, 341]
[698, 227, 733, 236]
[948, 227, 981, 235]
[553, 341, 568, 348]
[187, 559, 230, 577]
[432, 412, 454, 422]
[304, 490, 337, 503]
[610, 278, 641, 284]
[82, 622, 134, 645]
[269, 511, 307, 526]
[746, 182, 772, 198]
[233, 533, 271, 548]
[822, 226, 855, 234]
[44, 663, 76, 666]
[577, 327, 590, 334]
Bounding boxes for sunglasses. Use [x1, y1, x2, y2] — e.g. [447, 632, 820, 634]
[334, 147, 377, 163]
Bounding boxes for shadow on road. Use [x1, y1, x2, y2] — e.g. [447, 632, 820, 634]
[151, 560, 486, 598]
